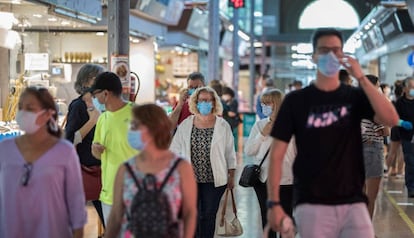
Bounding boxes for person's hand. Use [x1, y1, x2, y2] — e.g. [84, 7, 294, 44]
[261, 120, 274, 136]
[398, 120, 413, 130]
[227, 175, 235, 189]
[177, 88, 189, 107]
[87, 107, 101, 123]
[339, 55, 364, 81]
[92, 142, 105, 156]
[267, 205, 288, 233]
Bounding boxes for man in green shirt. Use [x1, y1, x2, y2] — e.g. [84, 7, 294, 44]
[91, 72, 137, 224]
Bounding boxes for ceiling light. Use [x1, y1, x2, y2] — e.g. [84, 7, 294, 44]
[131, 39, 140, 43]
[254, 11, 262, 17]
[33, 14, 42, 18]
[61, 21, 70, 26]
[48, 17, 57, 22]
[96, 32, 105, 36]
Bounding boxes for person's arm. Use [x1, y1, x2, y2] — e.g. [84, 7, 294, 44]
[267, 139, 289, 232]
[65, 146, 87, 235]
[91, 116, 105, 159]
[223, 120, 237, 189]
[105, 165, 126, 238]
[77, 108, 100, 140]
[341, 56, 399, 126]
[169, 89, 189, 129]
[178, 160, 198, 238]
[244, 121, 266, 157]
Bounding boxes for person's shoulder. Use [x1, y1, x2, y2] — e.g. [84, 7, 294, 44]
[68, 97, 85, 110]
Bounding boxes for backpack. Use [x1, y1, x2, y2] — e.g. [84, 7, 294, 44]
[124, 159, 181, 238]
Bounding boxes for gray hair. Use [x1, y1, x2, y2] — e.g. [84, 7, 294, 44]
[74, 64, 105, 95]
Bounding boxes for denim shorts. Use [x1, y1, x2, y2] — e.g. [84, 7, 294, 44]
[363, 141, 384, 178]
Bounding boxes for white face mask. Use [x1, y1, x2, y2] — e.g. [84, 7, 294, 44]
[261, 104, 273, 117]
[16, 110, 45, 134]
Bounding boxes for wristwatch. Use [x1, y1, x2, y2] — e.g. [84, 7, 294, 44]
[266, 200, 281, 209]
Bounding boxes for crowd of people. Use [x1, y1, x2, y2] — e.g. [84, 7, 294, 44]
[0, 27, 413, 238]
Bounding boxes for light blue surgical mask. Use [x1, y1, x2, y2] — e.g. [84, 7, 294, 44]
[409, 89, 414, 97]
[92, 97, 105, 112]
[127, 130, 144, 150]
[188, 88, 196, 96]
[197, 101, 213, 115]
[261, 104, 273, 117]
[317, 51, 341, 77]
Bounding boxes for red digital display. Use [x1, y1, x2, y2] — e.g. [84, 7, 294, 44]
[229, 0, 245, 8]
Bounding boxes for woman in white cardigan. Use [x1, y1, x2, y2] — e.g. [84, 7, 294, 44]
[244, 89, 296, 238]
[170, 86, 237, 238]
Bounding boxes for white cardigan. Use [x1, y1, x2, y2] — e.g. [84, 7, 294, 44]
[170, 115, 237, 187]
[244, 118, 296, 185]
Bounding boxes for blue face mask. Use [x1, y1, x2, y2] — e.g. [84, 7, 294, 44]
[188, 88, 196, 96]
[197, 101, 213, 115]
[92, 97, 105, 112]
[409, 89, 414, 97]
[317, 51, 341, 77]
[261, 104, 273, 117]
[127, 130, 145, 150]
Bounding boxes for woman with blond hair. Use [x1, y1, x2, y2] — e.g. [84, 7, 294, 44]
[170, 86, 237, 238]
[245, 89, 296, 238]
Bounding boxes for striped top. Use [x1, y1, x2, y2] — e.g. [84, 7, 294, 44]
[361, 119, 384, 144]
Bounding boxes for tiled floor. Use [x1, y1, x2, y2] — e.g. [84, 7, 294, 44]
[84, 155, 414, 238]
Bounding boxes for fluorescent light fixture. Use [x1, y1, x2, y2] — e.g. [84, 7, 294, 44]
[228, 24, 234, 31]
[61, 21, 70, 26]
[253, 42, 262, 47]
[291, 53, 311, 59]
[254, 11, 262, 17]
[131, 39, 140, 43]
[96, 32, 105, 36]
[53, 7, 97, 24]
[48, 17, 58, 22]
[371, 19, 376, 24]
[33, 14, 42, 18]
[291, 60, 314, 68]
[238, 30, 250, 41]
[227, 61, 234, 67]
[295, 43, 313, 54]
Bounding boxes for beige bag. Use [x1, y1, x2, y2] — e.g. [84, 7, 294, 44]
[216, 188, 243, 237]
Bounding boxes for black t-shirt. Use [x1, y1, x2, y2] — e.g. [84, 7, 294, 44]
[394, 96, 414, 141]
[271, 84, 374, 205]
[65, 97, 100, 167]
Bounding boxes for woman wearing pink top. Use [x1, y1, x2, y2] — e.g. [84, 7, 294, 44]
[0, 87, 87, 238]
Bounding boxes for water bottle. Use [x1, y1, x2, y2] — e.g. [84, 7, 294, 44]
[280, 216, 295, 238]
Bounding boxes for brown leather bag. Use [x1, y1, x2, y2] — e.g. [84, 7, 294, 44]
[81, 165, 102, 201]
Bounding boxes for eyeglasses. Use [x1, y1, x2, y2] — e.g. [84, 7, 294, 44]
[316, 46, 343, 55]
[21, 163, 33, 186]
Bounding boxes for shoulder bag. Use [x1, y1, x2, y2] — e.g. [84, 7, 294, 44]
[238, 148, 270, 187]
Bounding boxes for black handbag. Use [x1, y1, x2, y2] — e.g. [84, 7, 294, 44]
[239, 149, 270, 187]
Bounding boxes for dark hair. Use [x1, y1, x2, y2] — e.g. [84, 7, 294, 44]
[339, 69, 350, 83]
[380, 83, 389, 92]
[365, 75, 379, 85]
[74, 64, 105, 95]
[132, 104, 172, 150]
[394, 80, 404, 98]
[222, 86, 235, 98]
[209, 79, 223, 96]
[187, 72, 205, 85]
[91, 72, 123, 96]
[21, 87, 62, 138]
[293, 80, 303, 86]
[312, 28, 343, 52]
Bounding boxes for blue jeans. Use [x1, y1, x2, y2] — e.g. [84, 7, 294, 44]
[401, 140, 414, 192]
[196, 183, 226, 238]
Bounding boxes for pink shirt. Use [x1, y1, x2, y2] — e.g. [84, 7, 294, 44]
[0, 138, 87, 238]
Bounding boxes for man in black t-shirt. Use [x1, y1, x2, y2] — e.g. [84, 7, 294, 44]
[266, 28, 399, 238]
[394, 77, 414, 197]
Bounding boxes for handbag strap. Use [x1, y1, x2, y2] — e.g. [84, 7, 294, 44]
[219, 188, 238, 226]
[258, 148, 271, 168]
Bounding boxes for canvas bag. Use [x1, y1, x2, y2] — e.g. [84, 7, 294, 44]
[216, 188, 243, 237]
